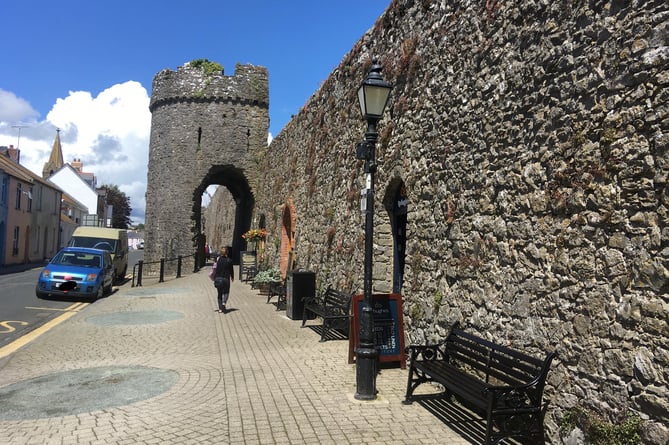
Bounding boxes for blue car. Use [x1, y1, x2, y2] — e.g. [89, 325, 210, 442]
[36, 247, 114, 301]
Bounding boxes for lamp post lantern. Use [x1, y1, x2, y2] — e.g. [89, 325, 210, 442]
[355, 57, 392, 401]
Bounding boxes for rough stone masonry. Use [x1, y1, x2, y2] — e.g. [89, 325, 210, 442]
[147, 0, 669, 443]
[247, 1, 668, 443]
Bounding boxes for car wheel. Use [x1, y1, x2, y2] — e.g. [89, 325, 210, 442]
[36, 290, 48, 299]
[92, 286, 103, 302]
[105, 281, 113, 296]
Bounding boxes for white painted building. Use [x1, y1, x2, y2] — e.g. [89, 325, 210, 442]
[47, 164, 98, 216]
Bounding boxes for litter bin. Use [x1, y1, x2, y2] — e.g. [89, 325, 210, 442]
[286, 271, 315, 320]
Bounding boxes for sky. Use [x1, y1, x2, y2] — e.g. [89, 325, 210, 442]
[0, 0, 390, 225]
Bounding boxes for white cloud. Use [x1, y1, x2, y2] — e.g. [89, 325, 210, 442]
[0, 83, 151, 224]
[0, 89, 40, 122]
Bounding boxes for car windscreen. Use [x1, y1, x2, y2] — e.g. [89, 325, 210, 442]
[69, 236, 117, 253]
[54, 252, 102, 267]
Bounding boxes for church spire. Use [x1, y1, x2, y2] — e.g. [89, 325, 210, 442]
[42, 129, 64, 179]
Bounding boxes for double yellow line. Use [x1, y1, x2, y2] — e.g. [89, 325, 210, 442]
[0, 302, 88, 359]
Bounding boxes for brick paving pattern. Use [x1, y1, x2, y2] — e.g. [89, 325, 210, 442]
[0, 270, 472, 444]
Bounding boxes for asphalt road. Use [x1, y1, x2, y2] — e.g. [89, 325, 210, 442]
[0, 267, 78, 349]
[0, 249, 143, 352]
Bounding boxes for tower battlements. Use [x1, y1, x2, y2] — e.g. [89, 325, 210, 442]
[149, 61, 268, 112]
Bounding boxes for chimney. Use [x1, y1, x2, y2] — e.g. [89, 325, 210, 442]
[0, 145, 20, 163]
[8, 145, 20, 163]
[71, 158, 83, 172]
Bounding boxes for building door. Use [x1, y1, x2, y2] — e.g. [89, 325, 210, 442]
[279, 202, 295, 279]
[0, 221, 5, 265]
[391, 183, 408, 293]
[23, 226, 30, 263]
[43, 227, 49, 259]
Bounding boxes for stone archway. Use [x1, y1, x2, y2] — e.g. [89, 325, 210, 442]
[383, 178, 408, 294]
[143, 62, 269, 274]
[194, 165, 254, 266]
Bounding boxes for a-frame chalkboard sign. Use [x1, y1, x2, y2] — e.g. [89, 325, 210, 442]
[348, 293, 406, 369]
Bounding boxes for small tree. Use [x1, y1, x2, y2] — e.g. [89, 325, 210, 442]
[99, 184, 132, 229]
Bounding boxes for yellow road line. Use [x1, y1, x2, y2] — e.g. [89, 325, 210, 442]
[0, 303, 88, 359]
[64, 302, 87, 311]
[25, 302, 87, 312]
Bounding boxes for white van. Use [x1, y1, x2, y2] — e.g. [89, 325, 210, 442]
[68, 227, 129, 282]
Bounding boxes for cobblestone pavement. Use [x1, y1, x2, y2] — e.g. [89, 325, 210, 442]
[0, 269, 474, 444]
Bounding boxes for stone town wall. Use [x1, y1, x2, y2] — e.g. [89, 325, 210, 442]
[204, 186, 236, 253]
[251, 0, 668, 442]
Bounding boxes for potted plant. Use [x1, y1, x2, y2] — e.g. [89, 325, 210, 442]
[252, 267, 281, 294]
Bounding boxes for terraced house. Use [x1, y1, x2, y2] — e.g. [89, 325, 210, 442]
[0, 146, 62, 268]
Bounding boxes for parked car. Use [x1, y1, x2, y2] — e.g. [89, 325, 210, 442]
[35, 247, 114, 301]
[138, 241, 144, 249]
[68, 227, 129, 283]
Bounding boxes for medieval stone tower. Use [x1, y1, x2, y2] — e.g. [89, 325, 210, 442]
[144, 61, 268, 272]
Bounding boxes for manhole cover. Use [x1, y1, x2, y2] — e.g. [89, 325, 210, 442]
[87, 310, 184, 326]
[0, 366, 178, 420]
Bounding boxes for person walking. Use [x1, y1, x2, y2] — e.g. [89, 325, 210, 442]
[213, 246, 234, 313]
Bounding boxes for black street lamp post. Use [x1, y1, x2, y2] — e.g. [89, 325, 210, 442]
[354, 58, 392, 401]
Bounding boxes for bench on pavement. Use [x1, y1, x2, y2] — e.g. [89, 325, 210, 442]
[403, 323, 556, 445]
[301, 287, 352, 342]
[267, 280, 286, 310]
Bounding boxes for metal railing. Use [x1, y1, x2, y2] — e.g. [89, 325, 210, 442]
[132, 252, 197, 287]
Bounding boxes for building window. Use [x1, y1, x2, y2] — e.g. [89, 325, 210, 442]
[36, 186, 42, 211]
[12, 226, 19, 255]
[27, 186, 33, 212]
[1, 175, 7, 205]
[16, 184, 22, 209]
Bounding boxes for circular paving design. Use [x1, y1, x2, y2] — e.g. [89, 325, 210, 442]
[122, 287, 191, 296]
[87, 310, 184, 326]
[0, 366, 178, 420]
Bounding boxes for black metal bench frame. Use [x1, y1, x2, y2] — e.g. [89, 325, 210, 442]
[241, 263, 257, 283]
[403, 323, 556, 445]
[239, 251, 258, 283]
[266, 279, 286, 310]
[301, 287, 352, 342]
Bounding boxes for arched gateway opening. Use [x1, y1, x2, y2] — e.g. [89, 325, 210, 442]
[383, 178, 408, 294]
[194, 165, 254, 267]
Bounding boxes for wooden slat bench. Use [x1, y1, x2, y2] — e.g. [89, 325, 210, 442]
[301, 287, 352, 342]
[403, 323, 556, 445]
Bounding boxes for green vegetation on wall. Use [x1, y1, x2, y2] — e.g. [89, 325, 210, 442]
[560, 407, 642, 445]
[190, 59, 223, 76]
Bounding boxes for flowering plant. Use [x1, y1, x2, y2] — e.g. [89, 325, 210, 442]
[242, 228, 267, 242]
